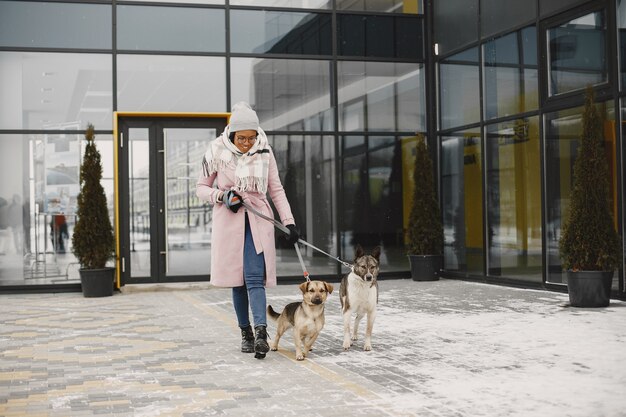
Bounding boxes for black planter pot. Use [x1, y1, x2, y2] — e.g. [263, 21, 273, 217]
[408, 255, 442, 281]
[566, 270, 613, 308]
[79, 267, 115, 297]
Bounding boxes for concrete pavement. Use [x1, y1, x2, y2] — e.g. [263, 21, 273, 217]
[1, 278, 625, 416]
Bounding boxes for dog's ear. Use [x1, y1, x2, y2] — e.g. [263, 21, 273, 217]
[371, 246, 381, 262]
[355, 244, 364, 260]
[299, 281, 309, 294]
[324, 282, 334, 294]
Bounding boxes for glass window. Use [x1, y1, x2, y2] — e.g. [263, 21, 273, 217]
[439, 48, 480, 130]
[117, 5, 224, 53]
[337, 61, 425, 132]
[0, 133, 114, 287]
[230, 58, 332, 131]
[545, 101, 617, 284]
[485, 117, 541, 281]
[129, 0, 223, 4]
[337, 14, 423, 60]
[480, 0, 536, 39]
[540, 0, 588, 17]
[433, 0, 478, 56]
[117, 55, 226, 113]
[337, 0, 422, 14]
[269, 135, 337, 277]
[0, 52, 112, 130]
[483, 27, 538, 120]
[340, 136, 407, 271]
[440, 128, 484, 274]
[617, 0, 626, 90]
[230, 0, 330, 8]
[0, 1, 111, 50]
[547, 11, 607, 96]
[231, 10, 331, 55]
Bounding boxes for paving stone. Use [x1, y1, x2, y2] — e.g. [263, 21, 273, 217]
[0, 279, 625, 416]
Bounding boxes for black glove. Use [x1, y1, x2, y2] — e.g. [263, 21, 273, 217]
[285, 224, 299, 245]
[223, 189, 243, 213]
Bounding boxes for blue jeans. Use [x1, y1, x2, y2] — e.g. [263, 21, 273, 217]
[232, 214, 267, 328]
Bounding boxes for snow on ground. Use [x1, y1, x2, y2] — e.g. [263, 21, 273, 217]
[269, 279, 626, 417]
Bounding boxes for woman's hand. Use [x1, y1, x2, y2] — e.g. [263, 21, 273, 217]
[286, 224, 299, 245]
[223, 189, 243, 213]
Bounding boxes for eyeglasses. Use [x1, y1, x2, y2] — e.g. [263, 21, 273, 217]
[236, 135, 257, 144]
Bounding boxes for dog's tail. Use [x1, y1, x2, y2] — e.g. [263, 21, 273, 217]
[267, 305, 281, 321]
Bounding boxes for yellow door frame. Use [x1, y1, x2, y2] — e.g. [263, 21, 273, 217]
[112, 112, 230, 288]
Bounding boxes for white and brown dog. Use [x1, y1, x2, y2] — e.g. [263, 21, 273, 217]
[340, 245, 380, 351]
[267, 280, 334, 361]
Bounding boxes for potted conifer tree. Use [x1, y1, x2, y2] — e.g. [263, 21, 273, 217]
[72, 124, 116, 297]
[558, 87, 621, 307]
[407, 133, 444, 281]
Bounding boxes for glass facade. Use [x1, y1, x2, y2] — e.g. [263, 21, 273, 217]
[435, 0, 624, 298]
[483, 27, 538, 120]
[441, 128, 484, 275]
[1, 0, 625, 298]
[0, 1, 424, 288]
[547, 11, 608, 96]
[485, 117, 542, 281]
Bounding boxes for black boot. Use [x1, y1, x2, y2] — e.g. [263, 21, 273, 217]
[240, 325, 255, 353]
[254, 325, 270, 359]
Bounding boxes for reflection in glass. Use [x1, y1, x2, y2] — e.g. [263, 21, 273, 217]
[337, 61, 425, 132]
[129, 0, 222, 3]
[545, 102, 617, 284]
[269, 135, 338, 277]
[486, 117, 541, 281]
[0, 1, 111, 49]
[340, 136, 407, 271]
[336, 0, 422, 13]
[117, 55, 226, 113]
[441, 129, 484, 274]
[129, 129, 150, 278]
[483, 27, 538, 120]
[433, 0, 478, 56]
[480, 0, 536, 39]
[0, 133, 114, 286]
[231, 58, 332, 131]
[547, 11, 607, 96]
[117, 5, 224, 53]
[337, 15, 423, 59]
[0, 52, 112, 130]
[164, 128, 216, 277]
[618, 0, 626, 89]
[230, 0, 329, 8]
[231, 10, 331, 55]
[439, 48, 480, 130]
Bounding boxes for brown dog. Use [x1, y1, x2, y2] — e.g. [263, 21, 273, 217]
[267, 280, 334, 361]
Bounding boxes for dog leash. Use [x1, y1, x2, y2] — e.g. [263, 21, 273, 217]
[240, 200, 352, 280]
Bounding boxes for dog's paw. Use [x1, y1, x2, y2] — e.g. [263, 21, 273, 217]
[351, 335, 358, 341]
[296, 354, 305, 361]
[364, 343, 372, 351]
[342, 341, 351, 350]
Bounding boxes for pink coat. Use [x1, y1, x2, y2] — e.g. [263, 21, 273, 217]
[196, 147, 295, 288]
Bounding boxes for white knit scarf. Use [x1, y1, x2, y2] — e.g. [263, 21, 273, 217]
[201, 126, 271, 194]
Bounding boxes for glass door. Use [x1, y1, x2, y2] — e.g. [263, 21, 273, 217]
[161, 127, 215, 277]
[118, 116, 226, 284]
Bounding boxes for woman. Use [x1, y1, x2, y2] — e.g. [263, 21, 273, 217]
[196, 102, 299, 359]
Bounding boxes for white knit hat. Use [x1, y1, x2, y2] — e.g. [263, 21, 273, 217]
[229, 101, 259, 133]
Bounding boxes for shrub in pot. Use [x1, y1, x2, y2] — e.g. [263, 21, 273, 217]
[558, 87, 621, 307]
[407, 134, 444, 281]
[72, 124, 116, 297]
